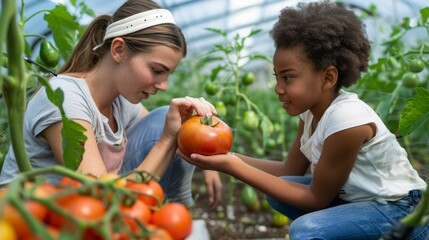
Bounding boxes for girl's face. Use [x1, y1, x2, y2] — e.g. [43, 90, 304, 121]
[116, 45, 183, 104]
[273, 46, 330, 117]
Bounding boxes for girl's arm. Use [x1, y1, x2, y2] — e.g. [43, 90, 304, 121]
[179, 122, 374, 211]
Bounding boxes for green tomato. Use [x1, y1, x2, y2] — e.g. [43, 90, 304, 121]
[241, 185, 260, 211]
[271, 211, 289, 227]
[242, 72, 255, 86]
[35, 56, 50, 73]
[265, 138, 276, 149]
[402, 72, 419, 88]
[408, 59, 425, 73]
[242, 110, 259, 130]
[220, 93, 236, 106]
[260, 199, 271, 211]
[204, 82, 219, 95]
[39, 40, 60, 68]
[214, 101, 227, 117]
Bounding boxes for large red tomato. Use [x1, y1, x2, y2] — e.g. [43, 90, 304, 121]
[125, 180, 165, 207]
[177, 115, 233, 157]
[150, 203, 192, 240]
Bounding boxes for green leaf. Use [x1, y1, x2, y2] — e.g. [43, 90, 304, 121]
[61, 117, 86, 170]
[44, 5, 80, 60]
[398, 87, 429, 136]
[205, 27, 227, 37]
[420, 7, 429, 24]
[210, 65, 225, 82]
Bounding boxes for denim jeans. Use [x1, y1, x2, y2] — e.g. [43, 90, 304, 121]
[266, 176, 429, 240]
[119, 106, 196, 207]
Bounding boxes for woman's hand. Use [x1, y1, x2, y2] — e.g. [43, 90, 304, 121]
[202, 170, 223, 209]
[162, 96, 217, 141]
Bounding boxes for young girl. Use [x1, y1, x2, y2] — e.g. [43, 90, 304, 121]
[179, 1, 428, 239]
[0, 0, 222, 208]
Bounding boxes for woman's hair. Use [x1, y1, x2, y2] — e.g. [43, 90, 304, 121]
[270, 1, 370, 91]
[59, 0, 186, 74]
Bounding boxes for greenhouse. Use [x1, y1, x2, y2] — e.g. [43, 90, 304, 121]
[1, 0, 428, 239]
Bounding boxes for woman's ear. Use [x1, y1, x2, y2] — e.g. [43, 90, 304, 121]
[110, 38, 125, 64]
[323, 65, 338, 90]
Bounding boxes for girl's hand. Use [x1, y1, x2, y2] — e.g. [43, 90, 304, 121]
[163, 96, 217, 141]
[176, 150, 239, 174]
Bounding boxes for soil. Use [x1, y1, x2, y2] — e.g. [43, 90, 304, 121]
[190, 169, 290, 240]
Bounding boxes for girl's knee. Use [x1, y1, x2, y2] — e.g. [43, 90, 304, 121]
[289, 216, 325, 240]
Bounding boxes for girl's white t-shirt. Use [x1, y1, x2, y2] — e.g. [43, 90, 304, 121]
[299, 90, 426, 203]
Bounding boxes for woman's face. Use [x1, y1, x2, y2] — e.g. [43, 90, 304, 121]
[116, 45, 183, 104]
[273, 46, 327, 117]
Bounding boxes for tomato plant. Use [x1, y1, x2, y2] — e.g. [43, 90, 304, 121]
[125, 179, 165, 207]
[150, 202, 192, 240]
[177, 114, 233, 157]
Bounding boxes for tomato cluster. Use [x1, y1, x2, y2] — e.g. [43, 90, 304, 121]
[0, 171, 193, 240]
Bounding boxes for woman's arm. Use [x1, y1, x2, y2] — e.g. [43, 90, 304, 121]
[40, 119, 108, 177]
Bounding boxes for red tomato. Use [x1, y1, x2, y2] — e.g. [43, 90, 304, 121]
[125, 180, 165, 207]
[59, 176, 83, 188]
[0, 200, 48, 240]
[146, 224, 173, 240]
[177, 115, 233, 157]
[150, 203, 192, 240]
[46, 194, 106, 229]
[120, 199, 152, 233]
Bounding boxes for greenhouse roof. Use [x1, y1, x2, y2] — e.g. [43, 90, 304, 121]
[19, 0, 427, 57]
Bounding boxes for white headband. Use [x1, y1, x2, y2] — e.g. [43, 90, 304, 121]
[93, 9, 176, 51]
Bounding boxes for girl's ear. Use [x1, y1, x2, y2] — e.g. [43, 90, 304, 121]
[323, 65, 338, 90]
[110, 37, 125, 64]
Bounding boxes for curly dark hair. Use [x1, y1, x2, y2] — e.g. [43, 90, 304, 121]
[270, 1, 371, 91]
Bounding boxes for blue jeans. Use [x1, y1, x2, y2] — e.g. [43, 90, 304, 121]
[119, 106, 196, 207]
[266, 176, 429, 240]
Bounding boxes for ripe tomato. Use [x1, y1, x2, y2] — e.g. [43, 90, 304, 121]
[46, 194, 106, 229]
[125, 180, 165, 207]
[146, 224, 173, 240]
[59, 176, 83, 188]
[0, 219, 17, 240]
[0, 200, 48, 240]
[150, 203, 192, 240]
[120, 199, 152, 232]
[177, 115, 233, 157]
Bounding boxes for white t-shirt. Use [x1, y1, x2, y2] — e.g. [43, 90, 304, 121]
[299, 90, 426, 203]
[0, 75, 142, 185]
